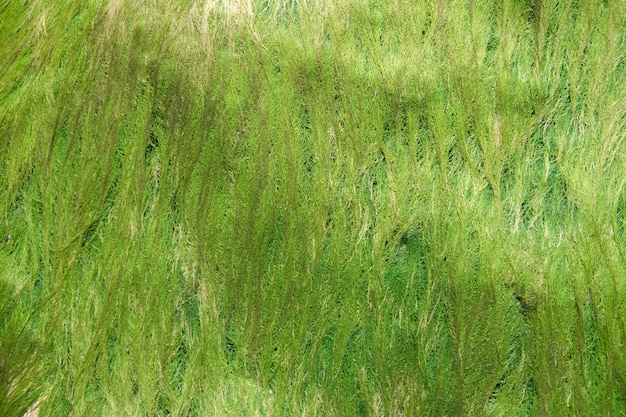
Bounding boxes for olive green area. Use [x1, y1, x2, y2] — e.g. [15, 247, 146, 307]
[1, 0, 626, 415]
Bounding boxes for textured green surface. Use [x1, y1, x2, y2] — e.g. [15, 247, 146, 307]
[1, 0, 626, 415]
